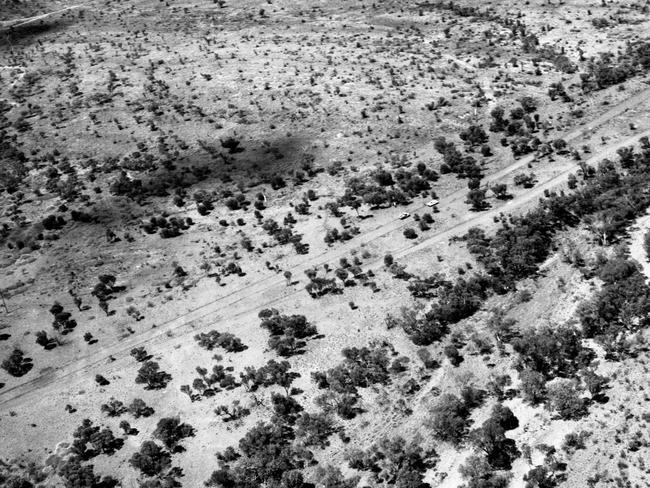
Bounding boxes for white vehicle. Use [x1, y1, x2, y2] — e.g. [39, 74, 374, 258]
[399, 212, 411, 220]
[426, 199, 439, 207]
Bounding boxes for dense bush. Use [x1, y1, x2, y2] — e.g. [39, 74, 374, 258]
[128, 398, 155, 418]
[153, 417, 196, 450]
[240, 359, 300, 394]
[577, 257, 650, 355]
[101, 398, 126, 417]
[434, 138, 482, 179]
[546, 379, 587, 420]
[386, 307, 448, 346]
[428, 394, 472, 444]
[294, 412, 339, 448]
[135, 361, 172, 390]
[186, 364, 239, 399]
[258, 310, 317, 356]
[468, 404, 519, 469]
[194, 331, 247, 353]
[312, 346, 391, 419]
[205, 422, 306, 488]
[465, 144, 650, 289]
[70, 419, 123, 460]
[59, 457, 119, 488]
[346, 436, 436, 486]
[1, 349, 33, 377]
[512, 324, 591, 379]
[459, 454, 511, 488]
[130, 441, 172, 477]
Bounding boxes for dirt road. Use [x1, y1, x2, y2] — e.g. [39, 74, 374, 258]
[0, 4, 84, 30]
[1, 87, 649, 409]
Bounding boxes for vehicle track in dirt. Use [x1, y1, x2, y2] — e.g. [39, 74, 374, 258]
[0, 4, 86, 30]
[1, 87, 649, 409]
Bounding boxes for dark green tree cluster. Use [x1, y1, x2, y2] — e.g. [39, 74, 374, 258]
[240, 359, 300, 395]
[182, 364, 239, 401]
[346, 436, 437, 488]
[153, 417, 195, 451]
[577, 256, 650, 357]
[579, 42, 650, 92]
[1, 349, 33, 377]
[312, 346, 391, 419]
[258, 309, 318, 356]
[194, 330, 247, 353]
[70, 419, 124, 460]
[465, 143, 650, 289]
[135, 361, 172, 390]
[59, 457, 119, 488]
[205, 422, 307, 488]
[468, 404, 519, 469]
[334, 163, 437, 212]
[261, 218, 309, 255]
[434, 137, 482, 179]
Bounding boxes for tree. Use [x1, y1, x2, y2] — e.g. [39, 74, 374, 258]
[135, 361, 172, 390]
[59, 457, 118, 488]
[428, 394, 471, 444]
[215, 400, 251, 422]
[153, 417, 196, 450]
[271, 393, 303, 424]
[444, 345, 463, 366]
[489, 106, 508, 132]
[138, 477, 181, 488]
[512, 325, 590, 379]
[552, 139, 568, 153]
[373, 169, 395, 186]
[491, 183, 510, 200]
[466, 189, 488, 211]
[315, 391, 360, 419]
[460, 125, 489, 146]
[240, 359, 300, 394]
[519, 96, 538, 113]
[416, 348, 439, 369]
[1, 349, 33, 377]
[128, 398, 154, 418]
[523, 464, 564, 488]
[101, 398, 126, 417]
[259, 311, 318, 354]
[469, 405, 519, 469]
[403, 228, 418, 239]
[490, 403, 519, 430]
[567, 173, 577, 189]
[513, 173, 536, 188]
[35, 330, 56, 349]
[130, 442, 172, 477]
[295, 412, 339, 448]
[130, 347, 150, 362]
[459, 454, 511, 488]
[314, 466, 359, 488]
[70, 419, 123, 459]
[580, 369, 609, 399]
[346, 437, 436, 486]
[468, 178, 481, 190]
[519, 369, 547, 404]
[546, 379, 587, 419]
[194, 331, 246, 353]
[205, 422, 306, 488]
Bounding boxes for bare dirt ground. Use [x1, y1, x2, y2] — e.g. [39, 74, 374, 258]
[2, 0, 650, 487]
